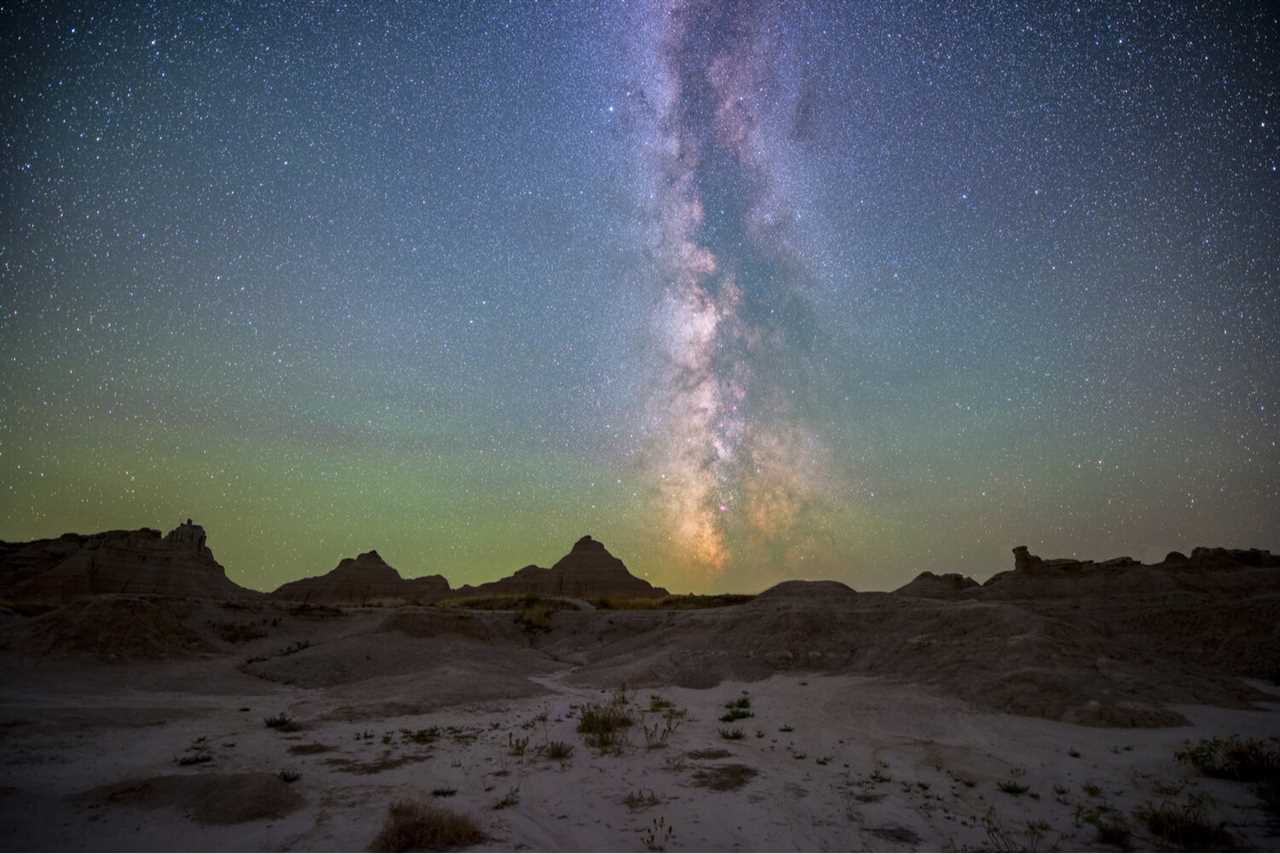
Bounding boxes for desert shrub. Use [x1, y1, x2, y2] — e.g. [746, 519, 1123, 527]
[578, 697, 634, 750]
[1176, 736, 1280, 782]
[719, 727, 744, 741]
[369, 801, 484, 852]
[648, 694, 673, 711]
[508, 733, 529, 756]
[400, 727, 440, 745]
[719, 696, 753, 722]
[997, 780, 1030, 796]
[264, 713, 301, 732]
[543, 740, 575, 761]
[624, 789, 661, 810]
[431, 788, 457, 798]
[691, 764, 758, 791]
[492, 786, 520, 809]
[1136, 796, 1233, 851]
[277, 769, 300, 783]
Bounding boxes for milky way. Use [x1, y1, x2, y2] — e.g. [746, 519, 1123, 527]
[628, 0, 836, 577]
[1, 2, 1276, 592]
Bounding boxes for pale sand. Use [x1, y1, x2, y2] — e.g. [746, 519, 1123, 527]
[1, 659, 1277, 851]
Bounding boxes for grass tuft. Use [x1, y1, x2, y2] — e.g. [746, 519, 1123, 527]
[369, 801, 484, 852]
[1136, 796, 1234, 851]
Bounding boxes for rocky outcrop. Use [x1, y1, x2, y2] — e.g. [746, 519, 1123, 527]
[981, 544, 1280, 599]
[0, 520, 254, 603]
[459, 536, 668, 600]
[270, 550, 450, 604]
[894, 571, 980, 598]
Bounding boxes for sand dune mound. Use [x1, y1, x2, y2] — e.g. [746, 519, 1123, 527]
[0, 521, 255, 604]
[754, 579, 857, 602]
[240, 607, 553, 695]
[0, 597, 216, 660]
[82, 772, 304, 825]
[271, 550, 450, 605]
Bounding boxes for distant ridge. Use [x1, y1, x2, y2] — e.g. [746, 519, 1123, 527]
[456, 535, 670, 600]
[894, 544, 1280, 600]
[270, 550, 450, 605]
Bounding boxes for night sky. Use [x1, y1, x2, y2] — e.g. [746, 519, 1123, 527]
[2, 1, 1277, 593]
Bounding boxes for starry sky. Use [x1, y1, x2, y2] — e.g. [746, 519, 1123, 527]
[2, 1, 1277, 593]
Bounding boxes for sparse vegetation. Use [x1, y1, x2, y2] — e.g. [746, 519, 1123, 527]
[719, 696, 753, 722]
[578, 689, 634, 751]
[779, 724, 794, 733]
[431, 787, 457, 798]
[1136, 795, 1234, 851]
[400, 726, 439, 745]
[624, 789, 661, 810]
[691, 763, 758, 791]
[1092, 814, 1131, 848]
[1176, 736, 1280, 782]
[642, 706, 685, 749]
[688, 748, 732, 760]
[277, 769, 301, 783]
[543, 740, 575, 761]
[980, 809, 1048, 852]
[641, 815, 675, 851]
[508, 733, 530, 756]
[492, 786, 520, 810]
[1176, 736, 1280, 825]
[264, 713, 301, 732]
[719, 727, 744, 740]
[1083, 782, 1103, 798]
[369, 801, 484, 852]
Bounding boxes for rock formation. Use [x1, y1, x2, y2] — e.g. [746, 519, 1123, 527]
[981, 544, 1280, 598]
[270, 550, 450, 604]
[459, 536, 669, 600]
[894, 571, 980, 598]
[0, 520, 254, 602]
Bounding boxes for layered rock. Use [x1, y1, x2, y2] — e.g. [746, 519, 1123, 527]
[459, 536, 668, 600]
[270, 550, 450, 604]
[0, 520, 254, 602]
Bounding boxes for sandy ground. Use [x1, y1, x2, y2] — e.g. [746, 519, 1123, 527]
[1, 652, 1277, 852]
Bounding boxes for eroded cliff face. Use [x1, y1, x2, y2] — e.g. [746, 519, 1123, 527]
[0, 520, 255, 602]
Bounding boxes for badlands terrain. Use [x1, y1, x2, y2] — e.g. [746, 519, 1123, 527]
[0, 522, 1278, 851]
